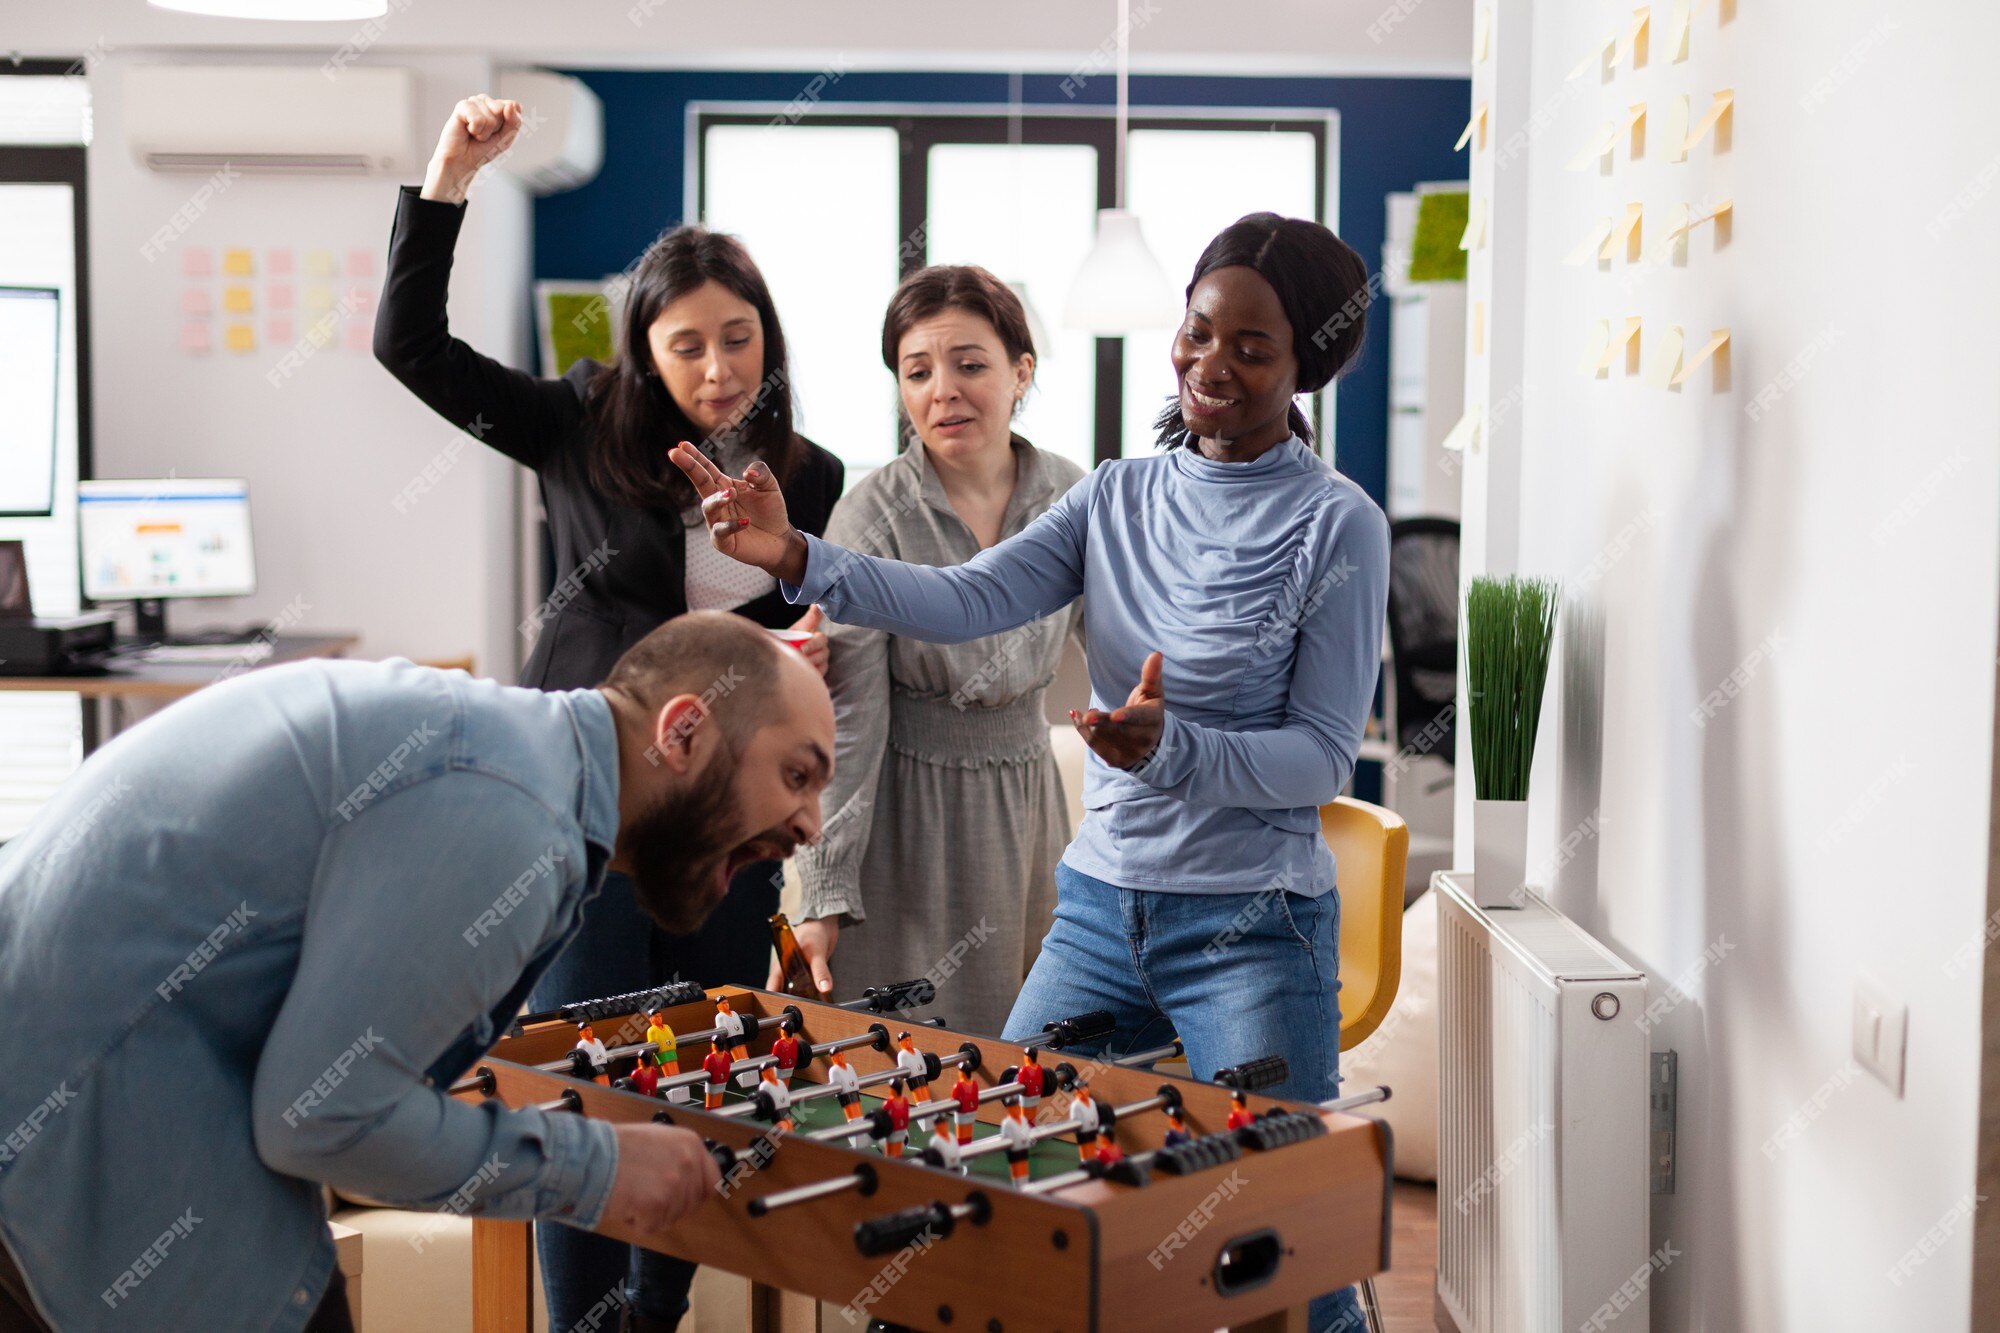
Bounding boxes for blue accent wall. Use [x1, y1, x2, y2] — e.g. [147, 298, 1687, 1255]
[533, 68, 1470, 512]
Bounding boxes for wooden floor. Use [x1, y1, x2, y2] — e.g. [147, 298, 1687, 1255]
[1377, 1181, 1440, 1332]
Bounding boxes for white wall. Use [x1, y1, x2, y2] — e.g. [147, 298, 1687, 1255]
[1464, 0, 2000, 1327]
[86, 49, 529, 676]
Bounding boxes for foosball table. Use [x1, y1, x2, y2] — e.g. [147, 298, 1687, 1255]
[452, 980, 1393, 1332]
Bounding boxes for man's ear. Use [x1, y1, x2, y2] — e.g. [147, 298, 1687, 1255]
[648, 693, 711, 773]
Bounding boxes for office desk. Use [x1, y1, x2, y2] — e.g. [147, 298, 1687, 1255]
[0, 633, 360, 750]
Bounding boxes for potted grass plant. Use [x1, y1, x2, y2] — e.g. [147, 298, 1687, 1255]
[1465, 575, 1559, 907]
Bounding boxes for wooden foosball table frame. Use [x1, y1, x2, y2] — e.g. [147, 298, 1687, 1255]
[457, 985, 1392, 1333]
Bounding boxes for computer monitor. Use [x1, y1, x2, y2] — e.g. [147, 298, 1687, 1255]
[78, 478, 256, 639]
[0, 287, 60, 518]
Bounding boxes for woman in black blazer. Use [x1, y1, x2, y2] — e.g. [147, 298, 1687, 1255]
[374, 94, 843, 1333]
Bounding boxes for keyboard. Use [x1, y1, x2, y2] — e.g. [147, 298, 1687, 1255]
[118, 640, 275, 666]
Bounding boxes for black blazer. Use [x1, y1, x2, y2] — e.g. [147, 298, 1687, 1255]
[374, 186, 844, 692]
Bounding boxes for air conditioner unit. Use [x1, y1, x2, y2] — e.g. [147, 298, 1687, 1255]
[494, 69, 603, 196]
[126, 65, 417, 175]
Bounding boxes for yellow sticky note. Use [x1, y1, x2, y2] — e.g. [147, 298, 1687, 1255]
[1666, 0, 1691, 61]
[1613, 316, 1642, 372]
[1567, 35, 1616, 81]
[1567, 122, 1619, 171]
[1615, 7, 1651, 68]
[1565, 217, 1613, 266]
[222, 285, 254, 314]
[222, 248, 254, 277]
[304, 249, 336, 278]
[1684, 89, 1734, 155]
[1646, 202, 1692, 264]
[1603, 203, 1643, 261]
[1693, 197, 1734, 226]
[1663, 94, 1691, 163]
[1459, 196, 1488, 251]
[1671, 328, 1730, 387]
[1473, 301, 1487, 355]
[1475, 7, 1492, 62]
[224, 323, 257, 353]
[1646, 324, 1684, 388]
[1583, 319, 1612, 375]
[1455, 102, 1489, 152]
[304, 285, 333, 313]
[1440, 405, 1483, 454]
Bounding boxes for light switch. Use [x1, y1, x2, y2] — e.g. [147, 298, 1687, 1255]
[1852, 977, 1907, 1097]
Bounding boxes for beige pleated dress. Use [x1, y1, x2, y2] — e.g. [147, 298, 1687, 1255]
[796, 436, 1085, 1037]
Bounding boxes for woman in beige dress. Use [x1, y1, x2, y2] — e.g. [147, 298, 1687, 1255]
[776, 265, 1084, 1036]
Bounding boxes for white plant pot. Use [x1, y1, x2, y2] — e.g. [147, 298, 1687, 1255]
[1473, 798, 1529, 909]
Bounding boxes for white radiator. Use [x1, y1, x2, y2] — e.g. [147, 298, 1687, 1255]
[1434, 872, 1651, 1333]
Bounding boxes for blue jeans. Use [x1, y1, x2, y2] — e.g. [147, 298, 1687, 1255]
[531, 864, 780, 1330]
[1003, 862, 1367, 1333]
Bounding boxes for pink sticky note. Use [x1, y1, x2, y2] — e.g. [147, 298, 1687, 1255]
[268, 317, 294, 344]
[268, 282, 295, 311]
[346, 248, 374, 278]
[267, 248, 295, 277]
[180, 287, 212, 316]
[182, 247, 212, 277]
[179, 321, 211, 354]
[343, 322, 372, 352]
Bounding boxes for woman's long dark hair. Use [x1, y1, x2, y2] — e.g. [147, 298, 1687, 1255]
[1153, 212, 1372, 450]
[585, 225, 798, 510]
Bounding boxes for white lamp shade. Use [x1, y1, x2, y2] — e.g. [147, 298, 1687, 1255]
[1062, 209, 1182, 335]
[149, 0, 388, 17]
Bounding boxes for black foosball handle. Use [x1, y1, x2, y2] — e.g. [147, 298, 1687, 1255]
[842, 978, 937, 1013]
[855, 1203, 954, 1256]
[1040, 1010, 1116, 1050]
[511, 980, 709, 1032]
[1215, 1055, 1289, 1092]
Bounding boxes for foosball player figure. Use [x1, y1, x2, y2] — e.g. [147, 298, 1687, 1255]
[1091, 1136, 1125, 1169]
[1163, 1106, 1193, 1148]
[949, 1067, 980, 1146]
[646, 1008, 689, 1105]
[827, 1049, 864, 1120]
[882, 1078, 912, 1158]
[1226, 1089, 1254, 1131]
[715, 996, 756, 1088]
[999, 1095, 1035, 1186]
[769, 1015, 803, 1088]
[703, 1044, 735, 1110]
[927, 1121, 964, 1174]
[757, 1065, 795, 1133]
[1015, 1046, 1049, 1113]
[1069, 1084, 1106, 1162]
[894, 1032, 932, 1102]
[629, 1051, 661, 1099]
[573, 1023, 610, 1085]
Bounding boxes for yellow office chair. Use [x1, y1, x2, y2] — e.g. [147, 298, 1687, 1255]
[1325, 795, 1409, 1052]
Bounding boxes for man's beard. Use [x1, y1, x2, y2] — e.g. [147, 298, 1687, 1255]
[623, 745, 789, 935]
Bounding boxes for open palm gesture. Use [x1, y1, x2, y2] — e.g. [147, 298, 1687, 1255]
[1071, 651, 1167, 770]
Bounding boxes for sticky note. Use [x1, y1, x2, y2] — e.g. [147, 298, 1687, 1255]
[1583, 319, 1611, 375]
[1603, 203, 1643, 261]
[305, 285, 334, 313]
[222, 285, 254, 314]
[1440, 406, 1483, 454]
[180, 288, 211, 316]
[1692, 198, 1734, 227]
[1684, 89, 1733, 154]
[304, 250, 336, 278]
[1565, 217, 1615, 266]
[1666, 0, 1691, 61]
[1616, 7, 1651, 68]
[344, 322, 372, 353]
[268, 283, 295, 311]
[1671, 328, 1729, 387]
[267, 249, 295, 277]
[181, 247, 212, 278]
[1624, 102, 1648, 156]
[1567, 122, 1619, 170]
[268, 317, 294, 345]
[1614, 316, 1642, 373]
[222, 248, 254, 277]
[1459, 196, 1488, 251]
[179, 321, 210, 354]
[1663, 94, 1691, 162]
[1567, 35, 1616, 81]
[1646, 324, 1684, 388]
[224, 323, 256, 353]
[1455, 102, 1490, 152]
[1473, 301, 1487, 355]
[346, 249, 375, 279]
[1648, 202, 1692, 263]
[1475, 7, 1492, 62]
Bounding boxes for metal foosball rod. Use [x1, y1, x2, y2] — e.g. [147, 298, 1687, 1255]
[595, 1005, 801, 1066]
[704, 1026, 913, 1119]
[744, 1162, 879, 1217]
[798, 1048, 984, 1141]
[835, 978, 935, 1014]
[852, 1192, 993, 1257]
[1317, 1085, 1391, 1114]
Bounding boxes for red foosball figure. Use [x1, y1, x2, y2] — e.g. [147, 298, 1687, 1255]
[1091, 1137, 1125, 1168]
[715, 997, 755, 1088]
[758, 1066, 795, 1133]
[703, 1046, 734, 1110]
[999, 1096, 1035, 1186]
[950, 1069, 980, 1146]
[1069, 1085, 1105, 1161]
[769, 1016, 803, 1088]
[630, 1052, 661, 1099]
[1015, 1047, 1048, 1113]
[574, 1024, 610, 1085]
[881, 1078, 911, 1158]
[894, 1032, 931, 1102]
[827, 1050, 863, 1120]
[1225, 1089, 1254, 1132]
[1162, 1107, 1193, 1148]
